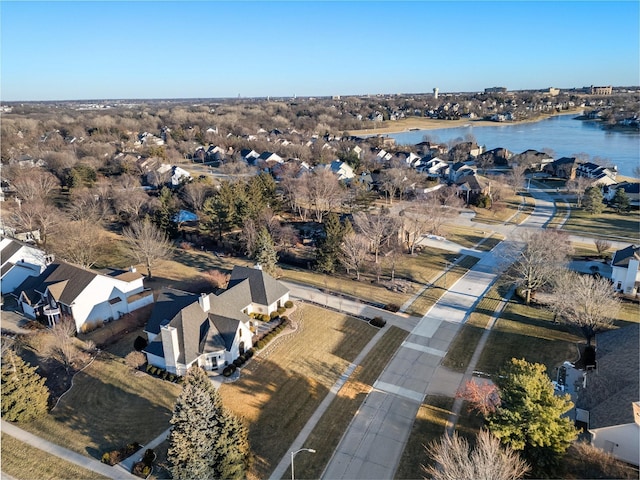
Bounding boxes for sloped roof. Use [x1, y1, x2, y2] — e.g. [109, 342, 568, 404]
[612, 245, 640, 268]
[577, 324, 640, 429]
[0, 239, 22, 265]
[228, 265, 289, 306]
[146, 288, 199, 335]
[16, 262, 97, 306]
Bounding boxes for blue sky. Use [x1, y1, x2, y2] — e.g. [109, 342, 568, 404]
[1, 1, 638, 101]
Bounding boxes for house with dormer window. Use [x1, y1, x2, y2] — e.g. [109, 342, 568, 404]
[143, 265, 289, 375]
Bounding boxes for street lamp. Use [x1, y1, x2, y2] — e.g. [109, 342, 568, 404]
[444, 261, 451, 289]
[291, 448, 316, 480]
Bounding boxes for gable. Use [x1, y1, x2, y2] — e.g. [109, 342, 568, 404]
[228, 265, 289, 306]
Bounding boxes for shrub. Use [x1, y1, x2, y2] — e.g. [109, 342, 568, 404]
[277, 306, 286, 315]
[370, 316, 387, 328]
[132, 461, 152, 478]
[80, 322, 94, 334]
[133, 336, 148, 351]
[233, 358, 243, 368]
[95, 319, 104, 329]
[261, 314, 270, 322]
[270, 311, 279, 320]
[256, 340, 265, 350]
[246, 349, 254, 358]
[101, 452, 112, 465]
[142, 449, 156, 465]
[384, 303, 400, 312]
[284, 300, 294, 308]
[125, 351, 147, 370]
[280, 316, 289, 325]
[146, 364, 154, 373]
[222, 365, 236, 377]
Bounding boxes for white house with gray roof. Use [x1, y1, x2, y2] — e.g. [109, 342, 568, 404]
[1, 237, 52, 295]
[143, 265, 289, 375]
[610, 245, 640, 296]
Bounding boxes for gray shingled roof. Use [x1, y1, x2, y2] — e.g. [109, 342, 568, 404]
[1, 240, 22, 265]
[576, 324, 640, 429]
[228, 265, 289, 307]
[146, 288, 199, 335]
[14, 262, 97, 306]
[612, 245, 640, 268]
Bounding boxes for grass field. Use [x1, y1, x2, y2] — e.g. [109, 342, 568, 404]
[283, 326, 409, 479]
[562, 208, 640, 243]
[19, 352, 182, 460]
[0, 433, 111, 480]
[470, 192, 531, 224]
[218, 304, 378, 479]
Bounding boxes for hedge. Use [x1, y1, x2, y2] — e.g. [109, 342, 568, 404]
[369, 316, 387, 328]
[284, 300, 294, 308]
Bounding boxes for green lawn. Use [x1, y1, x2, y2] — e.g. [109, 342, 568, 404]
[1, 432, 111, 480]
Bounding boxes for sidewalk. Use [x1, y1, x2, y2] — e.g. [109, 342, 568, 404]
[1, 419, 138, 480]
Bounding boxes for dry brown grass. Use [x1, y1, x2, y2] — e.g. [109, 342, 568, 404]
[218, 304, 377, 479]
[1, 432, 111, 480]
[287, 326, 409, 479]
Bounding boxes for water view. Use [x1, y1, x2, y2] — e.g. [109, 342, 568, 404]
[388, 114, 640, 178]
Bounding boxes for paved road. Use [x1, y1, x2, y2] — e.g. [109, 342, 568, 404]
[320, 188, 556, 480]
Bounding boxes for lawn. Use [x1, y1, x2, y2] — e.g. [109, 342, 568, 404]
[562, 208, 640, 243]
[476, 300, 583, 376]
[470, 192, 532, 224]
[19, 351, 182, 460]
[547, 200, 571, 229]
[218, 303, 378, 480]
[0, 432, 110, 480]
[442, 283, 511, 372]
[285, 326, 409, 479]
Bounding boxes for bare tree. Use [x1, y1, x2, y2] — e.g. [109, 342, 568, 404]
[593, 239, 612, 257]
[438, 185, 464, 208]
[506, 229, 572, 304]
[566, 176, 591, 207]
[340, 232, 369, 280]
[423, 430, 530, 480]
[400, 209, 431, 255]
[122, 219, 172, 279]
[306, 169, 345, 223]
[455, 379, 501, 417]
[67, 188, 110, 224]
[547, 270, 620, 346]
[354, 209, 398, 263]
[506, 164, 527, 193]
[182, 181, 213, 212]
[112, 188, 150, 223]
[379, 164, 410, 204]
[11, 170, 60, 203]
[49, 219, 106, 269]
[48, 317, 82, 372]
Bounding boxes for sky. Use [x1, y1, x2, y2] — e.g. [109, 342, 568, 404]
[1, 1, 639, 101]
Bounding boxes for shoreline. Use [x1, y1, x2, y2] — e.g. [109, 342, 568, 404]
[349, 110, 582, 137]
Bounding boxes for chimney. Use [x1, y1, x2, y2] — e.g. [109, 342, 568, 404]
[198, 293, 210, 312]
[129, 266, 136, 273]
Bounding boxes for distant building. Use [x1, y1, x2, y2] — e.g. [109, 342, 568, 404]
[433, 87, 439, 99]
[484, 87, 507, 94]
[590, 85, 612, 95]
[548, 87, 560, 96]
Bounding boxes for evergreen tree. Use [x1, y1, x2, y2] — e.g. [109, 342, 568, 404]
[153, 187, 178, 237]
[583, 186, 605, 214]
[1, 350, 50, 422]
[201, 194, 233, 243]
[488, 358, 578, 476]
[168, 367, 250, 480]
[610, 188, 630, 213]
[316, 213, 351, 273]
[168, 382, 218, 480]
[254, 227, 278, 276]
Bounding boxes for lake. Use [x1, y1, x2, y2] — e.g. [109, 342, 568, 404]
[386, 114, 640, 178]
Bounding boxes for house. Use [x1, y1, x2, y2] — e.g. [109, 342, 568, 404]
[418, 157, 449, 179]
[605, 182, 640, 207]
[456, 174, 490, 203]
[450, 161, 477, 182]
[394, 152, 422, 169]
[544, 157, 579, 179]
[257, 152, 284, 164]
[240, 149, 260, 163]
[13, 261, 153, 332]
[1, 237, 53, 295]
[576, 162, 617, 186]
[511, 149, 553, 171]
[575, 324, 639, 466]
[610, 245, 640, 295]
[325, 160, 355, 182]
[143, 265, 289, 375]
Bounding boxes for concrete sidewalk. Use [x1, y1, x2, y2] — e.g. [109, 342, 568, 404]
[1, 419, 138, 479]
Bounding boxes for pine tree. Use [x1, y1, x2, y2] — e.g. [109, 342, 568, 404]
[488, 358, 578, 476]
[168, 367, 250, 480]
[583, 186, 605, 214]
[316, 212, 350, 273]
[254, 227, 278, 276]
[610, 188, 630, 213]
[1, 350, 50, 422]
